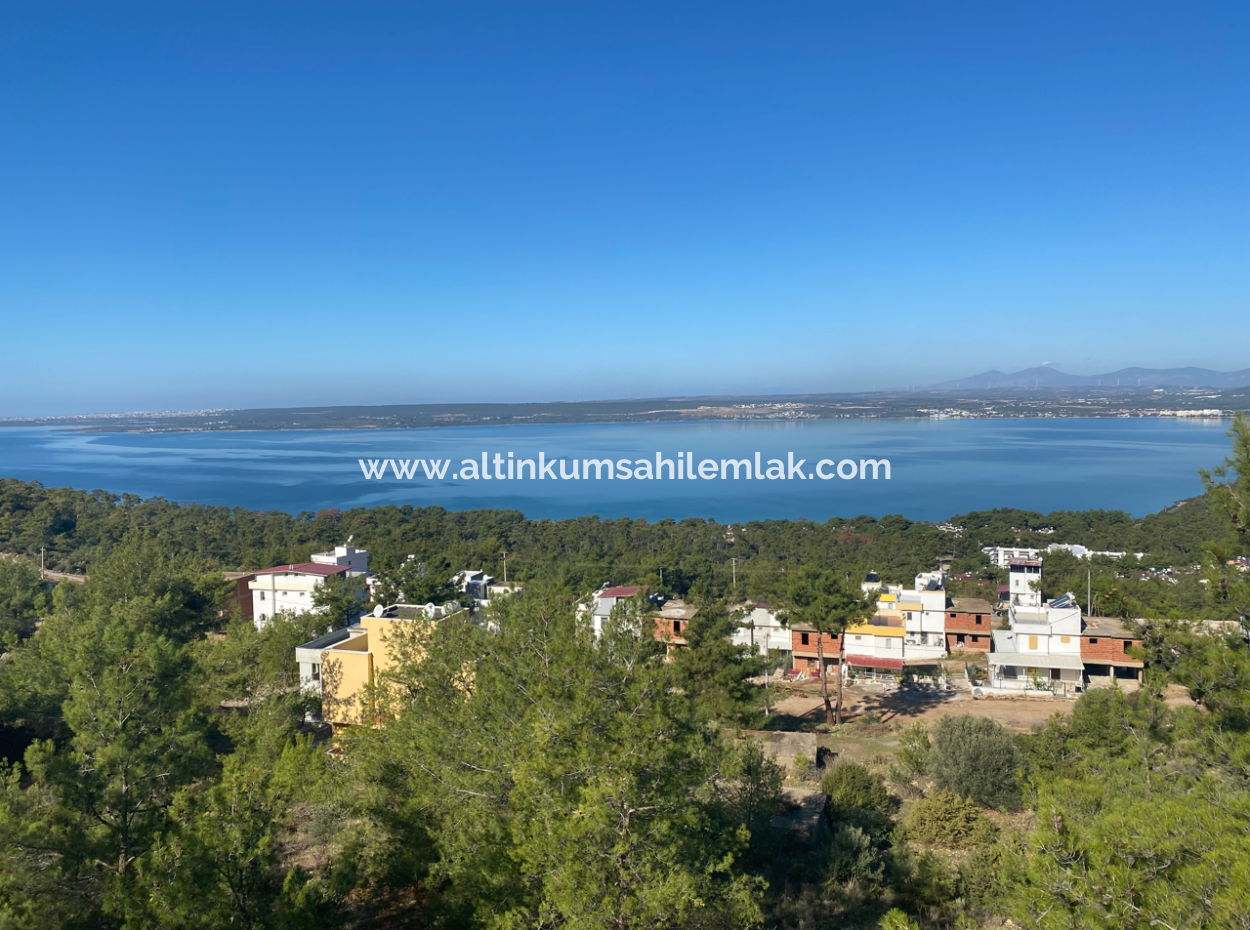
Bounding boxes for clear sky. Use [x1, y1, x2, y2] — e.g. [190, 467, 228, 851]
[1, 1, 1247, 416]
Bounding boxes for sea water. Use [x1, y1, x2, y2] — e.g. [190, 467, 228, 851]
[0, 418, 1232, 523]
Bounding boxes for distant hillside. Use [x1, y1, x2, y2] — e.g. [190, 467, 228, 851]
[924, 366, 1250, 390]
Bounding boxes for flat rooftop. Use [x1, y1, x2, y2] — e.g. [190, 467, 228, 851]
[951, 597, 994, 613]
[1081, 617, 1139, 638]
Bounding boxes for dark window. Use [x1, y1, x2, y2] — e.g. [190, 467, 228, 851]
[949, 612, 956, 618]
[311, 664, 320, 682]
[971, 636, 980, 644]
[673, 620, 681, 634]
[976, 615, 984, 625]
[1122, 640, 1131, 653]
[1089, 638, 1099, 645]
[1051, 668, 1061, 680]
[956, 634, 965, 645]
[801, 633, 810, 646]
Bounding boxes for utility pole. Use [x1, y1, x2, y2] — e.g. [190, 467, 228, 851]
[1087, 569, 1092, 616]
[731, 557, 737, 588]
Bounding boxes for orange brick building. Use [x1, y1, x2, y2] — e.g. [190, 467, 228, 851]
[944, 597, 994, 653]
[1079, 617, 1145, 684]
[790, 624, 843, 675]
[653, 599, 697, 658]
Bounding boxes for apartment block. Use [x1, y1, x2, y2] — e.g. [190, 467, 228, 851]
[297, 602, 456, 730]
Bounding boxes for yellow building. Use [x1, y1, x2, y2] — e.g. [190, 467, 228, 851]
[297, 603, 454, 729]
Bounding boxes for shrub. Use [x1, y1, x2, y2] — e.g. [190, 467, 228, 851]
[902, 791, 992, 848]
[928, 715, 1021, 809]
[820, 762, 891, 817]
[957, 838, 1018, 907]
[895, 722, 930, 778]
[830, 820, 890, 885]
[878, 909, 920, 930]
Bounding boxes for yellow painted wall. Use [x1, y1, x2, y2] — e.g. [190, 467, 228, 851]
[364, 617, 434, 675]
[321, 637, 373, 727]
[845, 623, 905, 638]
[320, 617, 438, 728]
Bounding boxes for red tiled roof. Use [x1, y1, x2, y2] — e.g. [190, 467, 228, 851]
[598, 585, 648, 598]
[254, 563, 350, 577]
[753, 600, 773, 609]
[847, 655, 904, 669]
[1008, 558, 1043, 567]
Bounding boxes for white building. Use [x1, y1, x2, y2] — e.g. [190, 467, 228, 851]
[453, 569, 496, 605]
[872, 571, 949, 661]
[1006, 557, 1043, 608]
[988, 561, 1085, 692]
[311, 545, 370, 573]
[909, 570, 950, 651]
[861, 571, 903, 597]
[250, 563, 350, 629]
[840, 570, 951, 678]
[985, 543, 1145, 568]
[982, 546, 1042, 568]
[1046, 543, 1144, 561]
[843, 616, 906, 677]
[250, 546, 372, 629]
[582, 584, 651, 639]
[731, 601, 792, 657]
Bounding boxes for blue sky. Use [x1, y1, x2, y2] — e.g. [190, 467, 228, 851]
[1, 0, 1246, 415]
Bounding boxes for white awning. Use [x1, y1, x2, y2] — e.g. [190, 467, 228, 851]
[988, 652, 1083, 671]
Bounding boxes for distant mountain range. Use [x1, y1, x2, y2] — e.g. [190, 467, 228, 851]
[923, 366, 1250, 390]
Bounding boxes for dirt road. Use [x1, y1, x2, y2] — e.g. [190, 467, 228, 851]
[769, 683, 1074, 732]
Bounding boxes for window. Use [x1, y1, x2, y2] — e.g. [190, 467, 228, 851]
[1028, 635, 1038, 650]
[673, 620, 681, 634]
[1051, 668, 1061, 680]
[1122, 640, 1132, 653]
[259, 591, 266, 600]
[949, 612, 956, 618]
[1089, 638, 1099, 645]
[800, 633, 810, 646]
[1060, 635, 1070, 643]
[976, 615, 984, 625]
[971, 636, 980, 644]
[956, 634, 966, 645]
[311, 664, 320, 682]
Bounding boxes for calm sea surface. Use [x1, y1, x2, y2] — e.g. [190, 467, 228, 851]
[0, 419, 1233, 523]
